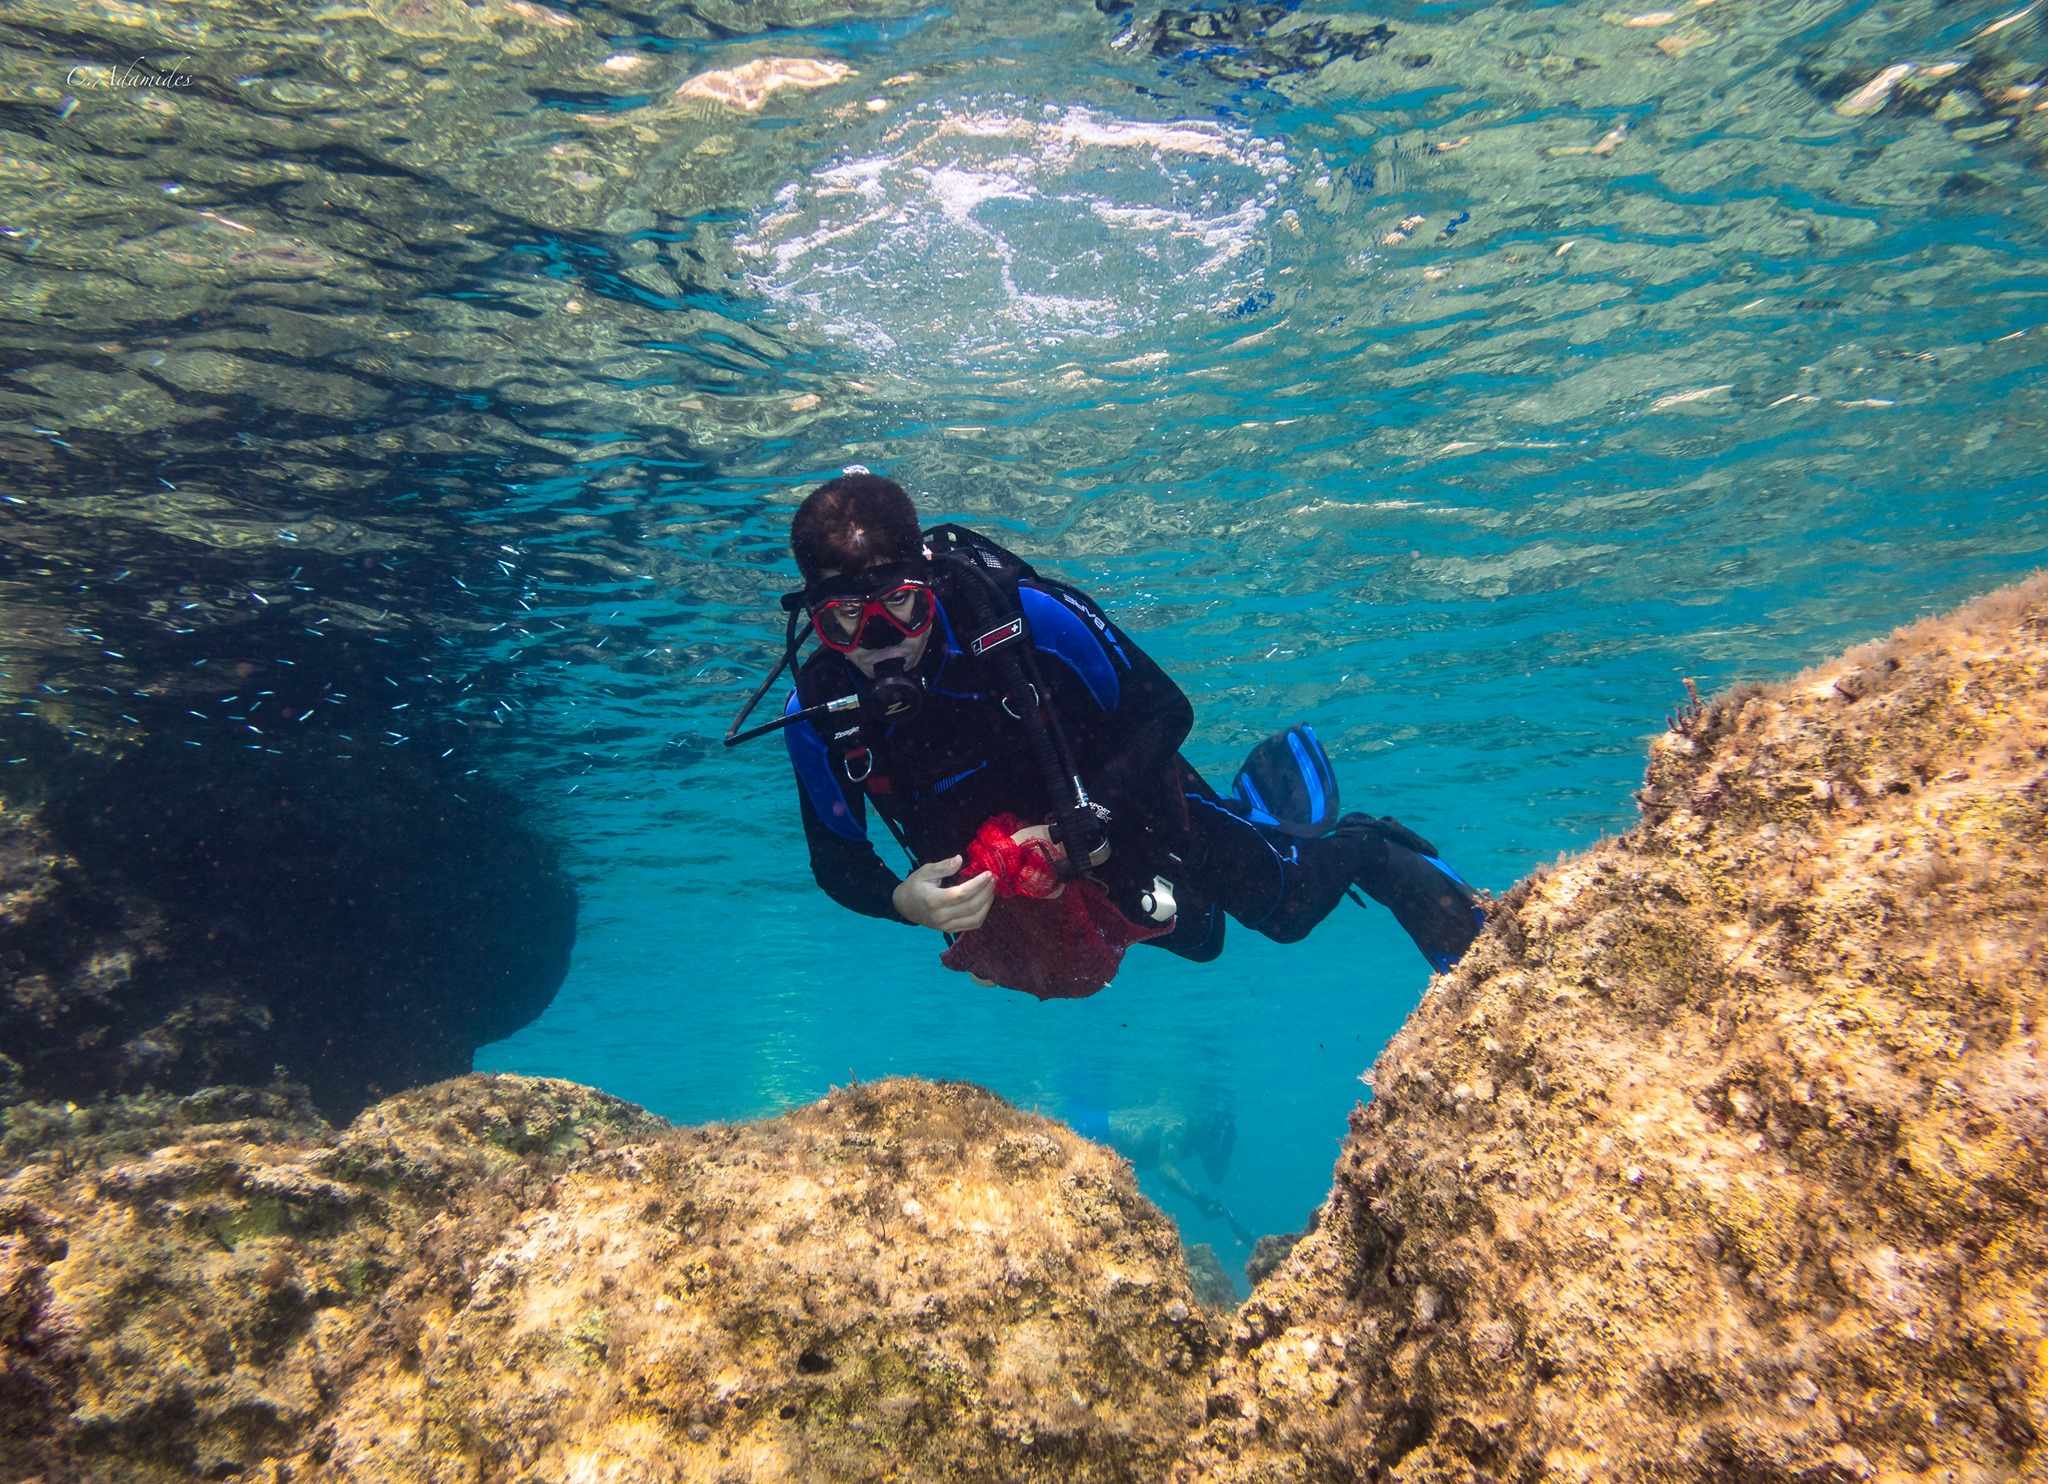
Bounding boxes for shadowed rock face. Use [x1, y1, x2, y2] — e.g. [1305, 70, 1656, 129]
[1, 573, 2044, 1483]
[1178, 572, 2048, 1482]
[1, 742, 576, 1123]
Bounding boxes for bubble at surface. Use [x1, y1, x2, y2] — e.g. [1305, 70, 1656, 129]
[736, 102, 1294, 362]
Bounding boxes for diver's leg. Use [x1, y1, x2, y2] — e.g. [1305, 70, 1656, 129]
[1180, 771, 1487, 966]
[1180, 781, 1358, 945]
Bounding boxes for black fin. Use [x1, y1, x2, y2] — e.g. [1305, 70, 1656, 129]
[1340, 816, 1488, 972]
[1230, 723, 1341, 837]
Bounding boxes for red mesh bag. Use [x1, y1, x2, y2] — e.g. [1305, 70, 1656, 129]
[939, 813, 1173, 1000]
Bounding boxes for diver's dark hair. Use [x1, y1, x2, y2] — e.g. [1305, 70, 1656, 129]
[791, 473, 924, 585]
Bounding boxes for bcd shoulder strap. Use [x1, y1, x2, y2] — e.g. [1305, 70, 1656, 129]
[811, 525, 1094, 836]
[923, 522, 1040, 581]
[924, 526, 1109, 868]
[922, 523, 1040, 661]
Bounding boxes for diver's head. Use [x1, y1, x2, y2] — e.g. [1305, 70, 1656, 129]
[792, 470, 923, 587]
[793, 471, 934, 678]
[809, 564, 934, 678]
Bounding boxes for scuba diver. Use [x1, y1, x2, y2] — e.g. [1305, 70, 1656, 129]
[725, 470, 1487, 991]
[1068, 1095, 1254, 1249]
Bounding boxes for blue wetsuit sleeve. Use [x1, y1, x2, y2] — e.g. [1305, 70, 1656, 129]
[785, 698, 913, 924]
[1021, 581, 1194, 824]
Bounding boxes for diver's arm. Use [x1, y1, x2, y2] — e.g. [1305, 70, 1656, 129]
[785, 708, 912, 923]
[1156, 1158, 1257, 1248]
[795, 790, 997, 929]
[795, 781, 913, 922]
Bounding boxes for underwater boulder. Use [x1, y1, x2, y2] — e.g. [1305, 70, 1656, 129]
[310, 1078, 1214, 1482]
[0, 1074, 1214, 1483]
[1, 742, 576, 1121]
[1177, 572, 2048, 1481]
[0, 1075, 660, 1483]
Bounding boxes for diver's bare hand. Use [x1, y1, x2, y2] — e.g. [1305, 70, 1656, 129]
[893, 855, 995, 933]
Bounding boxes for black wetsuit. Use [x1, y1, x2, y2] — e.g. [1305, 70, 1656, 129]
[784, 570, 1364, 962]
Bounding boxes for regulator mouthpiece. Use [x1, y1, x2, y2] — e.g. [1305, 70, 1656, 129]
[866, 656, 924, 724]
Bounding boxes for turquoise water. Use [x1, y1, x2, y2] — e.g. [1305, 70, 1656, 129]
[4, 0, 2045, 1293]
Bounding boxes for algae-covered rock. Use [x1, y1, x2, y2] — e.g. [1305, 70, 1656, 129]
[1183, 1241, 1239, 1311]
[1244, 1218, 1311, 1291]
[307, 1078, 1214, 1482]
[329, 1072, 669, 1194]
[0, 1074, 654, 1484]
[0, 1073, 1217, 1482]
[1177, 572, 2048, 1481]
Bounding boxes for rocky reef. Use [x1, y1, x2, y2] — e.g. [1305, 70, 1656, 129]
[1179, 572, 2048, 1481]
[1, 1075, 1212, 1482]
[0, 1077, 665, 1481]
[2, 572, 2044, 1482]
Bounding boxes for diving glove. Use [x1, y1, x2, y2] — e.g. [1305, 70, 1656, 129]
[1338, 813, 1487, 973]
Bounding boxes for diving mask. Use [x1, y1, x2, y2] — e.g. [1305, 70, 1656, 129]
[805, 564, 936, 653]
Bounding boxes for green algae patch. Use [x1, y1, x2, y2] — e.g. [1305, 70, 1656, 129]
[567, 1305, 612, 1365]
[208, 1195, 287, 1249]
[339, 1253, 380, 1299]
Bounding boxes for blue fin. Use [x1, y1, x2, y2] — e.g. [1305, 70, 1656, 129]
[1231, 723, 1341, 837]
